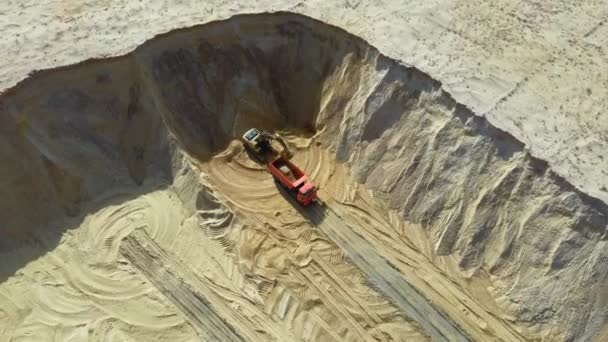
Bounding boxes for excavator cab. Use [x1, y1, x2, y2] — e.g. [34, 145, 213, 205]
[242, 128, 267, 154]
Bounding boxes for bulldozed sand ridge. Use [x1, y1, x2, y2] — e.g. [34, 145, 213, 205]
[1, 13, 606, 341]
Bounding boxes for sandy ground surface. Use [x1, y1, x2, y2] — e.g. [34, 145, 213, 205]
[0, 5, 606, 342]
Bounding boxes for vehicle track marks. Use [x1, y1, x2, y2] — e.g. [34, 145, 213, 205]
[307, 203, 471, 342]
[120, 229, 246, 342]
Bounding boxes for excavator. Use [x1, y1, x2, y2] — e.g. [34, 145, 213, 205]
[241, 128, 318, 206]
[241, 128, 294, 163]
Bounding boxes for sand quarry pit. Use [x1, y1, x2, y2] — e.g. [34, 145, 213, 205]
[1, 12, 607, 341]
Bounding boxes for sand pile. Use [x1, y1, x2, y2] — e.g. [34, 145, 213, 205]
[1, 13, 606, 341]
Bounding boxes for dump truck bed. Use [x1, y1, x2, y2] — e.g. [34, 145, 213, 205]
[268, 157, 306, 189]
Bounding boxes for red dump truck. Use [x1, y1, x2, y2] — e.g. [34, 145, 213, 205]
[267, 156, 318, 206]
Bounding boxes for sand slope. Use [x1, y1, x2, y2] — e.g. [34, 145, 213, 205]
[1, 0, 606, 205]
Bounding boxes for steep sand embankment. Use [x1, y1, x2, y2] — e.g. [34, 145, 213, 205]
[1, 13, 606, 341]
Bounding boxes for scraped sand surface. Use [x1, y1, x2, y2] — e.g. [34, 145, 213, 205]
[1, 11, 607, 342]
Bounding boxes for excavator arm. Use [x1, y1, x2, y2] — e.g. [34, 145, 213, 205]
[260, 131, 293, 160]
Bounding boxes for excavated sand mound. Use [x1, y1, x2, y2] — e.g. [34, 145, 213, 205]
[1, 12, 606, 341]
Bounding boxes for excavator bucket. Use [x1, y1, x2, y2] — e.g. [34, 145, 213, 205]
[273, 133, 294, 160]
[280, 148, 294, 160]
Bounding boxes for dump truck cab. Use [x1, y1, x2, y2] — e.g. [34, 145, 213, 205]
[296, 181, 317, 206]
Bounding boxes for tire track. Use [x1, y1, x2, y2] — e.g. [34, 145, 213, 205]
[250, 220, 420, 341]
[120, 230, 245, 342]
[336, 193, 526, 341]
[294, 268, 371, 341]
[303, 203, 471, 342]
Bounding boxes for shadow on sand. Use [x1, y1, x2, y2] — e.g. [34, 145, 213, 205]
[0, 180, 171, 285]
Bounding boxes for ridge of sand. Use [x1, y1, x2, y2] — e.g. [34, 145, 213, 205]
[1, 12, 606, 341]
